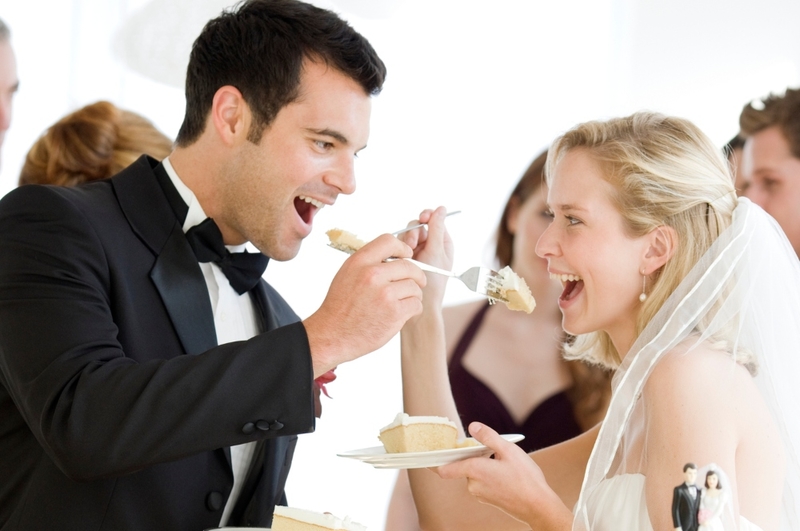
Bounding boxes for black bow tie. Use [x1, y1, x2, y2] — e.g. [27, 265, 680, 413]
[185, 218, 269, 295]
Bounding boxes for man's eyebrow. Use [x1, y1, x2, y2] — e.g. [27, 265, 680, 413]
[306, 128, 349, 145]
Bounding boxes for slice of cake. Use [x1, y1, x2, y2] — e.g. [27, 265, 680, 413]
[271, 506, 366, 531]
[378, 413, 460, 453]
[491, 265, 536, 313]
[326, 228, 366, 255]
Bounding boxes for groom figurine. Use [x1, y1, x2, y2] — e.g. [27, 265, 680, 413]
[673, 462, 702, 531]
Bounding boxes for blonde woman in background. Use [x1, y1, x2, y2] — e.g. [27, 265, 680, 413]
[385, 151, 610, 530]
[398, 112, 800, 530]
[19, 100, 172, 186]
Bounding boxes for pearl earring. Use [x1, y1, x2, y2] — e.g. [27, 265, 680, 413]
[639, 272, 647, 302]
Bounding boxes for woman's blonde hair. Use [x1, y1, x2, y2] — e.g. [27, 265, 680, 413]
[19, 101, 173, 187]
[546, 112, 737, 369]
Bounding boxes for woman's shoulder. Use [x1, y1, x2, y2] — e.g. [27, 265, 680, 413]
[443, 300, 486, 333]
[644, 340, 748, 397]
[642, 340, 754, 440]
[442, 300, 487, 358]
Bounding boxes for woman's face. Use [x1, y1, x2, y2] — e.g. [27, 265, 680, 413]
[707, 473, 719, 489]
[535, 149, 650, 351]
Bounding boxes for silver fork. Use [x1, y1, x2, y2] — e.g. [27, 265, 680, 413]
[400, 258, 508, 304]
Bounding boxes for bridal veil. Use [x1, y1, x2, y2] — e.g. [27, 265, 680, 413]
[573, 198, 800, 530]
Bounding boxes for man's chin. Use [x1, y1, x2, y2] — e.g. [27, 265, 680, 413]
[255, 239, 302, 262]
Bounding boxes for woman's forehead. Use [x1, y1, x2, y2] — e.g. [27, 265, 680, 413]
[547, 152, 613, 209]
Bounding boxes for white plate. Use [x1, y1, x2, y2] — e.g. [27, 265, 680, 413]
[337, 434, 525, 469]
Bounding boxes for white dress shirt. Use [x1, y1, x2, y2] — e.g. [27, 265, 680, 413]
[162, 157, 260, 526]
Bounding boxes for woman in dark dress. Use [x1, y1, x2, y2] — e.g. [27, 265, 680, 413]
[385, 150, 611, 530]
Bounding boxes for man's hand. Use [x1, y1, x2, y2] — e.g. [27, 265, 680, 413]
[303, 233, 426, 377]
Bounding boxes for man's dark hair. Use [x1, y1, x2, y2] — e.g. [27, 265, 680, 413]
[740, 87, 800, 159]
[175, 0, 386, 146]
[723, 134, 745, 157]
[683, 462, 697, 472]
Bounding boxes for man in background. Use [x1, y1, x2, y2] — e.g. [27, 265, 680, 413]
[739, 87, 800, 258]
[0, 1, 425, 529]
[723, 134, 747, 196]
[0, 17, 19, 169]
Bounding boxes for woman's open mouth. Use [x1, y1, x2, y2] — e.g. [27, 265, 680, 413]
[550, 273, 584, 302]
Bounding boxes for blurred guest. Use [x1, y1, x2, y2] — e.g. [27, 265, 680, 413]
[723, 134, 746, 196]
[385, 150, 611, 530]
[739, 87, 800, 257]
[19, 100, 172, 186]
[0, 17, 19, 169]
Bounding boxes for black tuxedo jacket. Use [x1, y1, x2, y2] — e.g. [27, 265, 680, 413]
[0, 156, 316, 530]
[672, 482, 701, 531]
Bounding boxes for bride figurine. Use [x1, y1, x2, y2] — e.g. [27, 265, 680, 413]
[698, 465, 727, 531]
[397, 111, 800, 530]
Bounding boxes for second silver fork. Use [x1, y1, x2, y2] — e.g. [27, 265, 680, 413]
[400, 258, 508, 303]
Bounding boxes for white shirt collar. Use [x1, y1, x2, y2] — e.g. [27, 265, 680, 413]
[162, 157, 247, 252]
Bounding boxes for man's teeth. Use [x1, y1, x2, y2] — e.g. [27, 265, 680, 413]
[550, 273, 583, 282]
[299, 195, 324, 209]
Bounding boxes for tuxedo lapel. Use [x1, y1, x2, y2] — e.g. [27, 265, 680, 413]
[112, 156, 217, 355]
[150, 225, 218, 354]
[249, 280, 277, 333]
[113, 157, 229, 472]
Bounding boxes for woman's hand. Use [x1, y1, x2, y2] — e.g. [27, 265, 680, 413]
[397, 206, 454, 307]
[436, 422, 573, 529]
[397, 206, 454, 268]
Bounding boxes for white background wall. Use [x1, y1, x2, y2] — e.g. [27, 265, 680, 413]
[1, 1, 799, 529]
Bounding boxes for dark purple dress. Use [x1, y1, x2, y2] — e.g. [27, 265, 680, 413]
[448, 304, 581, 453]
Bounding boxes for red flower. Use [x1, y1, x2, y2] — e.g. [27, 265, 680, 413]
[315, 368, 337, 398]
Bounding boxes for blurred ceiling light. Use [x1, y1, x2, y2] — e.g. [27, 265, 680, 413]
[112, 0, 402, 88]
[112, 0, 237, 88]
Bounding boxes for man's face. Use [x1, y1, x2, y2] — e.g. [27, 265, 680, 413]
[684, 467, 697, 485]
[0, 38, 19, 166]
[743, 126, 800, 258]
[218, 60, 371, 261]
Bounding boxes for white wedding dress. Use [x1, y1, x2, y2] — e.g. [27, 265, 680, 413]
[699, 487, 727, 531]
[584, 474, 762, 531]
[571, 200, 800, 531]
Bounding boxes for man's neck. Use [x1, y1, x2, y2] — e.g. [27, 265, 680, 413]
[169, 143, 245, 246]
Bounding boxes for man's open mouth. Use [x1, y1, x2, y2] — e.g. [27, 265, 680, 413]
[295, 195, 324, 224]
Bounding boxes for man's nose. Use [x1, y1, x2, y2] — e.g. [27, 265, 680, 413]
[327, 155, 356, 195]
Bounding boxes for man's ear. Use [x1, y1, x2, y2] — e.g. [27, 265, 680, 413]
[210, 85, 249, 145]
[642, 225, 677, 275]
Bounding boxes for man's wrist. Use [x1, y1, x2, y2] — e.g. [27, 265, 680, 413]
[302, 314, 341, 378]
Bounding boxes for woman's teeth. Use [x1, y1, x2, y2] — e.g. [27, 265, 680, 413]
[550, 273, 582, 282]
[299, 195, 324, 209]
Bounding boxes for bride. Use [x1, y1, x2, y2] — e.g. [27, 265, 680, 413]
[698, 466, 727, 531]
[398, 112, 800, 530]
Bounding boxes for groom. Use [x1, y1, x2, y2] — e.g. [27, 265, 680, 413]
[672, 462, 702, 531]
[0, 1, 426, 529]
